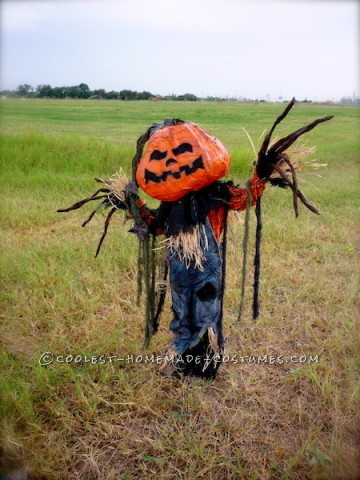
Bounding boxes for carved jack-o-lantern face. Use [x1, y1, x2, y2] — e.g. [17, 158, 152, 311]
[136, 122, 231, 201]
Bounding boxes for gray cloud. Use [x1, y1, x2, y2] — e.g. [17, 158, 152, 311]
[1, 0, 358, 100]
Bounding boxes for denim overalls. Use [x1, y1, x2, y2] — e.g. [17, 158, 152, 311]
[168, 219, 223, 354]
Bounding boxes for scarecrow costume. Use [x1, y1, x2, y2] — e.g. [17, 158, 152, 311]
[59, 99, 333, 379]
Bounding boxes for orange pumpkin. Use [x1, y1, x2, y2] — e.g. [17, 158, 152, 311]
[136, 122, 231, 201]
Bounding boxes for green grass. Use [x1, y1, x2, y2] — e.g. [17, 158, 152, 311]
[0, 99, 359, 479]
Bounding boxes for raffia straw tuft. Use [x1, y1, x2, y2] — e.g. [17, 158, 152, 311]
[202, 327, 221, 373]
[207, 327, 220, 353]
[161, 224, 209, 270]
[96, 169, 129, 207]
[269, 140, 326, 182]
[242, 129, 325, 183]
[243, 126, 326, 183]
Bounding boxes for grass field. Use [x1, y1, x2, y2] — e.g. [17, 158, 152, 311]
[0, 99, 359, 480]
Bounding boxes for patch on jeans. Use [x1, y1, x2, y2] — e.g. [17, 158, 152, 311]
[196, 282, 217, 301]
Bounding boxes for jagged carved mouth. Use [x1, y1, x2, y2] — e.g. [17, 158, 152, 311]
[144, 156, 204, 184]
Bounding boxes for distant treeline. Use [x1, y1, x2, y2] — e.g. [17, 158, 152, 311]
[0, 83, 198, 101]
[3, 83, 352, 104]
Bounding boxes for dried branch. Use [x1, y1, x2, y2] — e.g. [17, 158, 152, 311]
[256, 98, 333, 216]
[57, 193, 109, 212]
[95, 207, 117, 257]
[258, 98, 296, 159]
[81, 201, 109, 227]
[268, 115, 334, 156]
[272, 163, 320, 215]
[280, 153, 299, 218]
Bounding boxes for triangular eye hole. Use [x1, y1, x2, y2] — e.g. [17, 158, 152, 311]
[172, 143, 193, 156]
[150, 150, 167, 161]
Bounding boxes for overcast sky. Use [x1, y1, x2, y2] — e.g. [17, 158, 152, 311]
[1, 0, 359, 100]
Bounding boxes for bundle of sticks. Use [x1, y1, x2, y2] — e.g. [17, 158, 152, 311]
[256, 97, 333, 217]
[57, 171, 130, 256]
[244, 98, 333, 321]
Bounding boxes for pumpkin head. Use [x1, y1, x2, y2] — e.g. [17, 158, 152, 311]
[135, 121, 231, 201]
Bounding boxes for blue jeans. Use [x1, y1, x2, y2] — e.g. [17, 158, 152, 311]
[168, 221, 223, 355]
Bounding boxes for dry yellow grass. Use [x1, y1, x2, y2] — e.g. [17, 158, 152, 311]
[2, 205, 359, 480]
